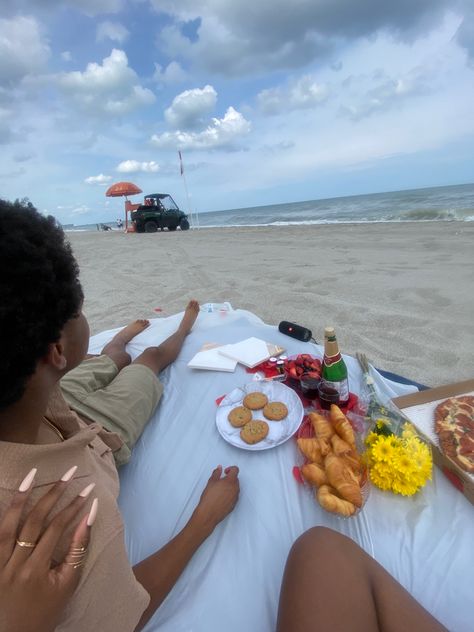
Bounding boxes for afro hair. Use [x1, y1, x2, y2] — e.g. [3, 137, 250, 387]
[0, 198, 83, 410]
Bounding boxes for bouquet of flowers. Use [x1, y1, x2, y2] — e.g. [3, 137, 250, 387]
[357, 353, 433, 496]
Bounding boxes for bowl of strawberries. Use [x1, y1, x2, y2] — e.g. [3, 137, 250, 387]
[284, 354, 322, 390]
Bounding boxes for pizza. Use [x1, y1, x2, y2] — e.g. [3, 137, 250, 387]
[434, 396, 474, 474]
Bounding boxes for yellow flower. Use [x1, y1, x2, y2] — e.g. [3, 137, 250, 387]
[364, 429, 433, 495]
[385, 435, 399, 449]
[370, 436, 396, 463]
[365, 431, 379, 446]
[369, 463, 392, 491]
[401, 422, 417, 439]
[393, 452, 416, 476]
[391, 477, 419, 496]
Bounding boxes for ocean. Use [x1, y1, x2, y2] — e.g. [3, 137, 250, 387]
[68, 183, 474, 231]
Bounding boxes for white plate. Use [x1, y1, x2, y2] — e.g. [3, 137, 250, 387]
[216, 381, 304, 451]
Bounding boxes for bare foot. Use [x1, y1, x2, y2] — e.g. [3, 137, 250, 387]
[114, 319, 150, 344]
[179, 300, 200, 335]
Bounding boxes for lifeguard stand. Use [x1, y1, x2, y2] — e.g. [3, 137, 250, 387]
[124, 200, 141, 232]
[105, 181, 142, 232]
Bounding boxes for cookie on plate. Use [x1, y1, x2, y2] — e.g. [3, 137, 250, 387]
[243, 392, 268, 410]
[228, 406, 253, 428]
[263, 401, 288, 421]
[240, 420, 269, 444]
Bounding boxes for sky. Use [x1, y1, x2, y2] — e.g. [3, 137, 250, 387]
[0, 0, 473, 224]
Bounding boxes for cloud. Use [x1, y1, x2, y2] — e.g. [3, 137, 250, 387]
[58, 49, 155, 116]
[96, 20, 129, 43]
[1, 0, 124, 17]
[61, 51, 72, 62]
[258, 76, 329, 115]
[69, 0, 124, 15]
[456, 8, 474, 63]
[0, 107, 14, 144]
[0, 167, 26, 179]
[261, 140, 295, 153]
[153, 0, 462, 75]
[158, 19, 327, 76]
[13, 153, 34, 163]
[71, 204, 91, 216]
[153, 61, 188, 84]
[151, 106, 251, 150]
[85, 174, 112, 185]
[164, 85, 217, 129]
[0, 16, 50, 86]
[340, 66, 433, 121]
[116, 160, 160, 173]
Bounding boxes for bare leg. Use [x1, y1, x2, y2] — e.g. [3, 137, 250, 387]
[132, 300, 199, 374]
[100, 319, 150, 370]
[277, 527, 447, 632]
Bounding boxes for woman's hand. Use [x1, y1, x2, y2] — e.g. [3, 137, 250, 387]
[0, 467, 98, 632]
[190, 465, 240, 537]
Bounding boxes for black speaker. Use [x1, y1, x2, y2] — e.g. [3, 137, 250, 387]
[278, 321, 312, 342]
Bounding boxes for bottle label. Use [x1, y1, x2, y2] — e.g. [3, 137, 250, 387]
[320, 377, 349, 402]
[323, 353, 342, 368]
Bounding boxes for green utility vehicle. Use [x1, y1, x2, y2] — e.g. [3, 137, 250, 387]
[131, 194, 190, 232]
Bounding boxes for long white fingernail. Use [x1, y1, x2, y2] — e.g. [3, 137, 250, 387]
[18, 468, 37, 492]
[61, 466, 78, 482]
[87, 498, 99, 526]
[79, 483, 96, 498]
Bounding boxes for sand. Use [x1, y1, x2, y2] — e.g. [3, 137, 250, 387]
[68, 222, 474, 387]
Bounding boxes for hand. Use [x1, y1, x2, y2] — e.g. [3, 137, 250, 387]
[0, 468, 98, 632]
[191, 466, 240, 537]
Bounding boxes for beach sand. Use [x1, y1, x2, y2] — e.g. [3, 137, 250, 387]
[68, 222, 474, 387]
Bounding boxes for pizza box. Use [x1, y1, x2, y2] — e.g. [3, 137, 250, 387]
[392, 379, 474, 506]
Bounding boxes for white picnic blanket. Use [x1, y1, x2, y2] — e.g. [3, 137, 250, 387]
[88, 307, 473, 632]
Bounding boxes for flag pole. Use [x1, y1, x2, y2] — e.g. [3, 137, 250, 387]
[179, 150, 195, 229]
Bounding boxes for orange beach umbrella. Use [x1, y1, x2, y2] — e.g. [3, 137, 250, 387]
[105, 181, 142, 232]
[105, 181, 142, 198]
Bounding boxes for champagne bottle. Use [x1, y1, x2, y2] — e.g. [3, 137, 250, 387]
[320, 327, 349, 405]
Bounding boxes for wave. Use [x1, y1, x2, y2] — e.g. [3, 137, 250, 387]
[395, 208, 473, 221]
[68, 184, 474, 230]
[195, 216, 474, 229]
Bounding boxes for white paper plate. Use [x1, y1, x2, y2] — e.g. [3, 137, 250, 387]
[216, 381, 304, 451]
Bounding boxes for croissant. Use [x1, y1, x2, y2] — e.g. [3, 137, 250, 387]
[301, 463, 327, 488]
[317, 437, 331, 457]
[329, 405, 356, 449]
[330, 434, 352, 456]
[325, 453, 363, 508]
[296, 438, 323, 465]
[317, 485, 356, 517]
[343, 450, 363, 475]
[309, 412, 334, 441]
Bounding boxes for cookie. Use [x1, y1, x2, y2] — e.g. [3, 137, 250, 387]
[228, 406, 253, 428]
[263, 401, 288, 421]
[240, 420, 269, 444]
[243, 392, 268, 410]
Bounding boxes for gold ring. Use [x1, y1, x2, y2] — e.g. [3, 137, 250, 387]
[65, 559, 85, 568]
[16, 539, 37, 548]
